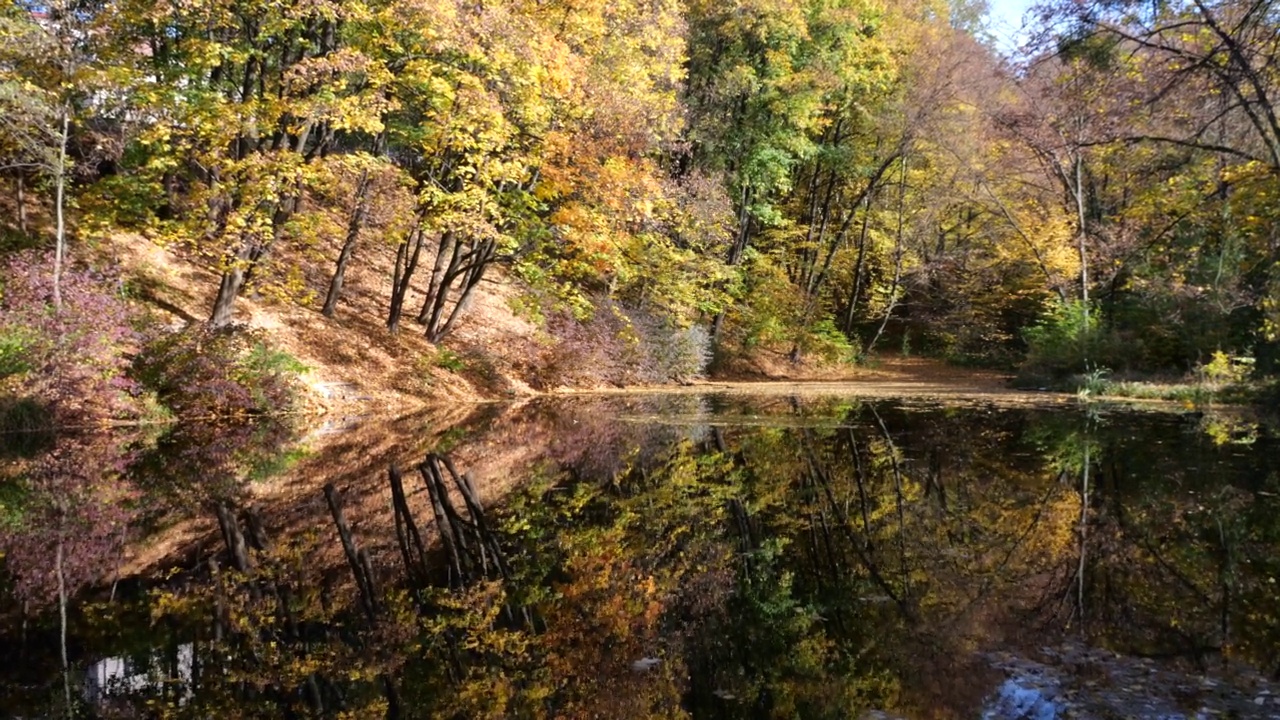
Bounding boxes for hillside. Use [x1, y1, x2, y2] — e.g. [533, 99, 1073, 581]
[109, 232, 545, 411]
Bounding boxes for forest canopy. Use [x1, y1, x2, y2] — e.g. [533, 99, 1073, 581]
[3, 0, 1280, 385]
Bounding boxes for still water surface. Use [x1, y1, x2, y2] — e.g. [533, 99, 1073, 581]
[2, 393, 1279, 718]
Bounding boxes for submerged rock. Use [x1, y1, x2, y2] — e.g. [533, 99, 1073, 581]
[981, 644, 1280, 719]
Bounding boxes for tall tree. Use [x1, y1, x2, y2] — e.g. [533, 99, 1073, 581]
[0, 1, 87, 310]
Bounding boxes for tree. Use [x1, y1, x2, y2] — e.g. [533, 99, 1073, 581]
[0, 1, 86, 310]
[100, 0, 395, 327]
[1028, 0, 1280, 359]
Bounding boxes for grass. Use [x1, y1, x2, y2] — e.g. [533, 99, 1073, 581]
[1069, 369, 1268, 406]
[247, 446, 312, 483]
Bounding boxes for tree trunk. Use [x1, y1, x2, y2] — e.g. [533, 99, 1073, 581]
[418, 460, 465, 587]
[422, 235, 469, 337]
[711, 185, 754, 341]
[427, 271, 481, 342]
[417, 231, 455, 324]
[1075, 153, 1090, 363]
[209, 239, 258, 328]
[53, 108, 69, 312]
[426, 239, 493, 342]
[57, 537, 71, 716]
[208, 179, 298, 327]
[322, 169, 371, 318]
[1077, 440, 1090, 626]
[214, 502, 252, 573]
[324, 483, 378, 621]
[843, 195, 873, 334]
[387, 217, 426, 334]
[864, 157, 907, 355]
[15, 173, 27, 235]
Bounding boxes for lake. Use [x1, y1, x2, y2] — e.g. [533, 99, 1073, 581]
[2, 392, 1278, 718]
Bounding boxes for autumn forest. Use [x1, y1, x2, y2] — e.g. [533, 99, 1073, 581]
[7, 1, 1280, 716]
[4, 0, 1280, 400]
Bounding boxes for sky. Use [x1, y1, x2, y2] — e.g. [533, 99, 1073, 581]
[984, 0, 1038, 54]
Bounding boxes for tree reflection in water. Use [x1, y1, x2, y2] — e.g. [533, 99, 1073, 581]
[2, 397, 1278, 717]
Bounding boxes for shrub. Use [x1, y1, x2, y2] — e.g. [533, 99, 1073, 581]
[539, 301, 636, 388]
[133, 326, 306, 417]
[1021, 300, 1106, 377]
[128, 417, 298, 509]
[0, 431, 139, 606]
[432, 347, 467, 373]
[797, 318, 857, 365]
[0, 397, 55, 457]
[1197, 350, 1254, 385]
[0, 250, 138, 424]
[0, 326, 33, 378]
[537, 297, 712, 388]
[629, 308, 713, 384]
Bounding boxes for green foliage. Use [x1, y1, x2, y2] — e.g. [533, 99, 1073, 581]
[0, 326, 31, 379]
[431, 348, 466, 373]
[0, 397, 54, 458]
[1021, 300, 1105, 377]
[800, 318, 859, 364]
[237, 342, 309, 408]
[0, 478, 28, 530]
[245, 446, 311, 483]
[0, 396, 51, 434]
[0, 227, 41, 255]
[1198, 351, 1254, 386]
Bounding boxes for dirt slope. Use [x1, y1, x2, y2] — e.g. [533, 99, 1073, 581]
[107, 233, 542, 412]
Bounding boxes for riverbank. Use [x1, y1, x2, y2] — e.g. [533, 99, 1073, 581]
[71, 234, 1278, 420]
[106, 233, 1034, 416]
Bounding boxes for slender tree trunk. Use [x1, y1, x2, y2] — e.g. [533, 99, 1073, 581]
[53, 108, 69, 312]
[843, 195, 873, 334]
[1075, 154, 1088, 307]
[428, 250, 490, 343]
[711, 186, 754, 341]
[423, 235, 468, 337]
[811, 155, 898, 313]
[1075, 153, 1090, 363]
[727, 184, 752, 266]
[57, 537, 71, 717]
[865, 158, 908, 355]
[1077, 441, 1090, 628]
[386, 219, 426, 334]
[322, 169, 371, 318]
[16, 173, 27, 235]
[209, 202, 290, 329]
[324, 484, 378, 622]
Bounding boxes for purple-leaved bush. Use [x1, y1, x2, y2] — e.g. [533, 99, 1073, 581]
[0, 250, 138, 426]
[132, 326, 303, 418]
[537, 297, 711, 389]
[0, 431, 138, 606]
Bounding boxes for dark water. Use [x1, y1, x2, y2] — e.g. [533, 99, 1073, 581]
[2, 394, 1279, 718]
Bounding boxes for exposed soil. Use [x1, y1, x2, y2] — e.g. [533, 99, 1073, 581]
[106, 232, 542, 414]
